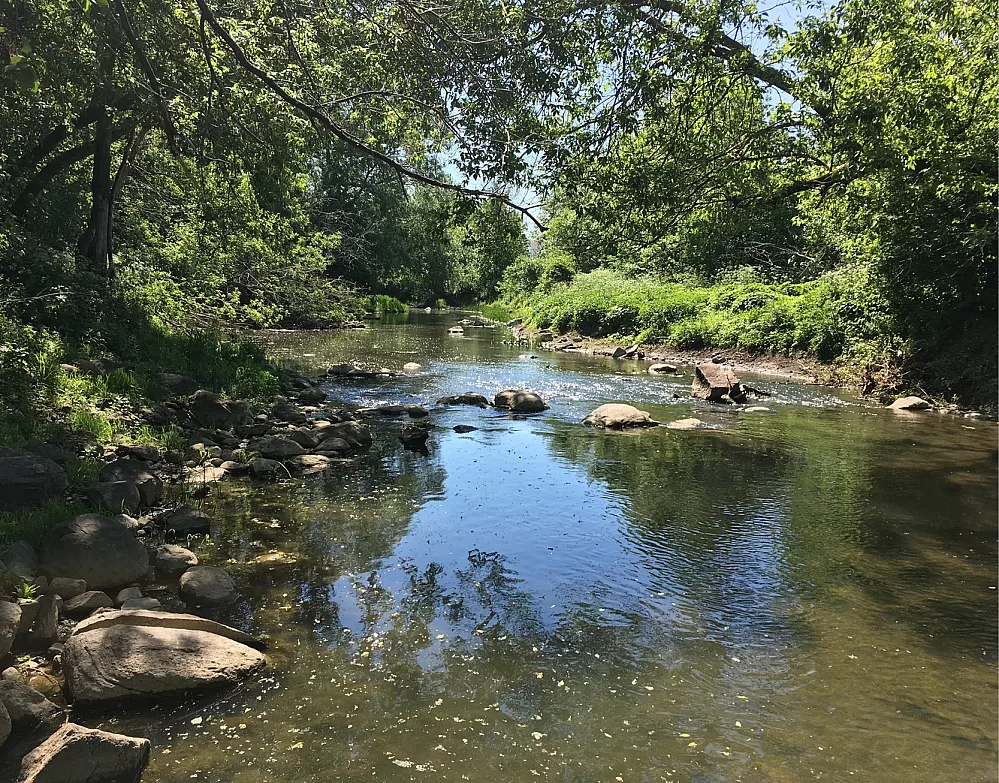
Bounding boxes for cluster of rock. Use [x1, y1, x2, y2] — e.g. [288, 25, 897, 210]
[437, 389, 549, 414]
[0, 516, 265, 780]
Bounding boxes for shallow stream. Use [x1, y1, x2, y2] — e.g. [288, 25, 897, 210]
[98, 312, 998, 782]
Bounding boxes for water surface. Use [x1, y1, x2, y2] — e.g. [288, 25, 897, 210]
[102, 312, 998, 782]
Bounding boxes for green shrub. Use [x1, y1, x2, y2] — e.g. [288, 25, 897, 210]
[369, 294, 408, 313]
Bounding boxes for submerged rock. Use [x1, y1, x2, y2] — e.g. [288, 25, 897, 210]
[453, 425, 478, 433]
[666, 418, 704, 430]
[493, 389, 549, 413]
[63, 610, 266, 703]
[0, 450, 68, 511]
[16, 722, 150, 783]
[41, 514, 149, 591]
[437, 393, 489, 407]
[648, 363, 677, 374]
[160, 505, 212, 534]
[691, 363, 746, 404]
[888, 395, 932, 411]
[583, 404, 659, 429]
[399, 424, 431, 451]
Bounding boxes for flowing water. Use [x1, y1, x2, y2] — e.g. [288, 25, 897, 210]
[100, 312, 998, 782]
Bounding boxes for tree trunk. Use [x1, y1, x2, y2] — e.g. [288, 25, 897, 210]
[79, 108, 114, 279]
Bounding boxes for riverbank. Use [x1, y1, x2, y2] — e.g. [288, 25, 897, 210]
[486, 269, 998, 412]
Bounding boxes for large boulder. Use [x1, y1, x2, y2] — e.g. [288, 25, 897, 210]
[0, 680, 63, 728]
[40, 514, 149, 591]
[297, 387, 327, 404]
[187, 389, 251, 430]
[99, 459, 163, 507]
[0, 450, 67, 511]
[247, 435, 305, 460]
[691, 363, 746, 404]
[179, 566, 239, 607]
[16, 722, 149, 783]
[399, 424, 430, 451]
[582, 404, 659, 429]
[888, 395, 932, 411]
[248, 457, 283, 479]
[63, 610, 266, 703]
[0, 601, 20, 659]
[493, 389, 549, 413]
[437, 393, 489, 407]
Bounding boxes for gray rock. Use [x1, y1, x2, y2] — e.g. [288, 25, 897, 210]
[316, 420, 372, 450]
[85, 481, 141, 514]
[16, 722, 150, 783]
[15, 600, 38, 637]
[648, 363, 677, 374]
[220, 460, 249, 475]
[22, 442, 71, 465]
[26, 595, 58, 646]
[115, 444, 161, 462]
[249, 457, 283, 479]
[400, 424, 430, 450]
[297, 387, 327, 403]
[437, 393, 489, 407]
[0, 451, 68, 511]
[63, 591, 113, 618]
[99, 459, 163, 506]
[2, 541, 39, 580]
[114, 587, 143, 607]
[41, 514, 148, 591]
[0, 679, 63, 728]
[160, 505, 211, 534]
[493, 389, 549, 413]
[236, 423, 271, 438]
[278, 427, 321, 449]
[247, 435, 305, 460]
[1, 666, 21, 682]
[154, 544, 198, 576]
[0, 701, 9, 749]
[286, 454, 331, 473]
[692, 363, 746, 404]
[158, 372, 199, 396]
[403, 362, 422, 372]
[46, 577, 87, 600]
[120, 597, 161, 610]
[582, 404, 659, 429]
[0, 601, 20, 658]
[888, 395, 932, 411]
[453, 425, 478, 433]
[188, 389, 251, 429]
[179, 566, 239, 607]
[63, 610, 265, 703]
[45, 643, 64, 660]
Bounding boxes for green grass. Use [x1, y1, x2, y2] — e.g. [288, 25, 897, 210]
[518, 269, 891, 364]
[479, 301, 523, 323]
[0, 500, 92, 548]
[368, 294, 408, 313]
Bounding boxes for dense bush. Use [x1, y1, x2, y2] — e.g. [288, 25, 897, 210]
[525, 269, 885, 363]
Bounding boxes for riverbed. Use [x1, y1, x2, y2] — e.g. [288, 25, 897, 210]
[97, 312, 998, 782]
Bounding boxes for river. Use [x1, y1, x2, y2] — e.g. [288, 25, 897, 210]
[100, 311, 998, 782]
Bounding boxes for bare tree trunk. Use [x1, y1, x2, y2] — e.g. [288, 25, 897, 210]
[79, 109, 114, 279]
